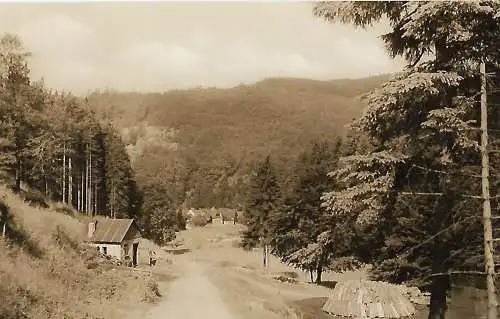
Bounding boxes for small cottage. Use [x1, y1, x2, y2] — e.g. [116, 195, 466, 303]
[85, 218, 141, 266]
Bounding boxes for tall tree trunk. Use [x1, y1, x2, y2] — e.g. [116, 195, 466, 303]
[315, 264, 323, 284]
[89, 148, 92, 216]
[14, 157, 21, 193]
[68, 157, 73, 207]
[111, 179, 115, 218]
[428, 192, 452, 319]
[42, 163, 48, 198]
[309, 269, 314, 283]
[81, 170, 85, 213]
[77, 187, 81, 212]
[428, 274, 449, 319]
[94, 181, 97, 215]
[62, 142, 66, 204]
[86, 149, 89, 214]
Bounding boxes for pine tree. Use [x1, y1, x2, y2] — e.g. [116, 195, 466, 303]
[242, 155, 282, 251]
[314, 2, 500, 318]
[271, 139, 353, 283]
[0, 34, 33, 193]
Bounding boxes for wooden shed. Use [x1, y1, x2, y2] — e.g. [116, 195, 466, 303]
[85, 218, 141, 266]
[322, 280, 416, 318]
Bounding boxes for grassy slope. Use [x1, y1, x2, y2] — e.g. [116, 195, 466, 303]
[0, 186, 156, 319]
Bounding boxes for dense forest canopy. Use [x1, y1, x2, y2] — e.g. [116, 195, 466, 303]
[0, 33, 139, 222]
[86, 75, 391, 215]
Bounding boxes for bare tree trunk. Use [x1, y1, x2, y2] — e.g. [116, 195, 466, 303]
[85, 148, 89, 214]
[68, 157, 73, 207]
[480, 59, 498, 319]
[14, 157, 21, 193]
[62, 142, 66, 204]
[81, 170, 85, 213]
[77, 187, 81, 211]
[428, 274, 449, 319]
[42, 163, 48, 198]
[315, 264, 323, 284]
[111, 179, 115, 218]
[94, 181, 97, 215]
[89, 148, 92, 216]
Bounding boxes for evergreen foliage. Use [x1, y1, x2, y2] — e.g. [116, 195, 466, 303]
[241, 155, 282, 249]
[0, 33, 140, 224]
[314, 2, 500, 318]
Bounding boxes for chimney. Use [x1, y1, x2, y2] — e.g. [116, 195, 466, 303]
[88, 221, 96, 239]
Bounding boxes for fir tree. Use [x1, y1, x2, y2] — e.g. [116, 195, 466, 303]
[315, 2, 500, 318]
[271, 139, 343, 283]
[242, 155, 282, 249]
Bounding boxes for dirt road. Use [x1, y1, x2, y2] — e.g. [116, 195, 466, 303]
[142, 224, 362, 319]
[145, 254, 237, 319]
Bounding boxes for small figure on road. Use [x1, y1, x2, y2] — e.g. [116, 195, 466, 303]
[149, 249, 157, 267]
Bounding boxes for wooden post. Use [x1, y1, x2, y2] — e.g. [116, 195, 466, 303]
[480, 59, 497, 319]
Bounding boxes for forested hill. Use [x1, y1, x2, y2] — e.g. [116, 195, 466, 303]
[87, 75, 391, 162]
[86, 75, 391, 220]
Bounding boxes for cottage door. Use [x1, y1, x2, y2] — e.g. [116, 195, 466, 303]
[132, 243, 138, 266]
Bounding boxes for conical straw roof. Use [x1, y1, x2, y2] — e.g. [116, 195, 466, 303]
[322, 280, 416, 318]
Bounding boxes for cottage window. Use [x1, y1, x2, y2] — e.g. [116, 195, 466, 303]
[123, 244, 129, 256]
[103, 246, 107, 255]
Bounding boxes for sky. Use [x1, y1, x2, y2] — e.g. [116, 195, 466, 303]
[0, 2, 404, 94]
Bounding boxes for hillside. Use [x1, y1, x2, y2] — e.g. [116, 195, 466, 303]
[88, 75, 390, 160]
[87, 75, 391, 210]
[0, 186, 157, 319]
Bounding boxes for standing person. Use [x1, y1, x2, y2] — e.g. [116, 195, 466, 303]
[149, 249, 158, 267]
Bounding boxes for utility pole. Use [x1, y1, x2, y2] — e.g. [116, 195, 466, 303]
[480, 59, 497, 319]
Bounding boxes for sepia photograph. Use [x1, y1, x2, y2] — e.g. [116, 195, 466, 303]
[0, 1, 499, 319]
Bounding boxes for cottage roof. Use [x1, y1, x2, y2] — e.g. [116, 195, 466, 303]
[88, 218, 136, 243]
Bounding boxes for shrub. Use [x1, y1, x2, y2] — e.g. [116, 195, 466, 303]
[191, 214, 210, 227]
[5, 218, 44, 258]
[22, 190, 49, 209]
[273, 274, 298, 284]
[52, 226, 79, 251]
[143, 276, 161, 303]
[54, 204, 75, 216]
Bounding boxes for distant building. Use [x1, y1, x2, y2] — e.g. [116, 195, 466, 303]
[184, 208, 242, 228]
[85, 218, 141, 266]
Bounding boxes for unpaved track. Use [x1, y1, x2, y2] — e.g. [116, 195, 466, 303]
[146, 254, 237, 319]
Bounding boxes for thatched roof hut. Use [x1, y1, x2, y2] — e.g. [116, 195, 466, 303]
[322, 280, 416, 318]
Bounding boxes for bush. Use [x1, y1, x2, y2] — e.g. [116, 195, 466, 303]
[143, 276, 161, 303]
[52, 226, 79, 251]
[22, 190, 49, 209]
[191, 214, 210, 227]
[54, 204, 75, 216]
[273, 274, 298, 284]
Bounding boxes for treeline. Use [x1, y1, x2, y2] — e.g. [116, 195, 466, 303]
[243, 2, 500, 319]
[0, 34, 139, 219]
